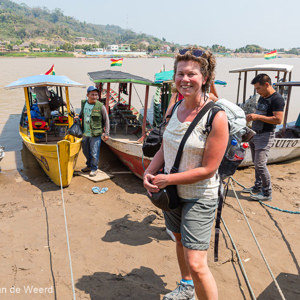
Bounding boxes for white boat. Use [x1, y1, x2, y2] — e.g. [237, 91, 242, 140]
[229, 64, 300, 166]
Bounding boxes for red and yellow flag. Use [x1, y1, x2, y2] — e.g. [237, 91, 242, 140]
[45, 64, 55, 75]
[264, 50, 277, 60]
[110, 58, 123, 67]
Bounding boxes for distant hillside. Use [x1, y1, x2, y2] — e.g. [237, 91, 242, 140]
[0, 0, 168, 47]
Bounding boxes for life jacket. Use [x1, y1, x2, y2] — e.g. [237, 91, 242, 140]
[32, 119, 49, 130]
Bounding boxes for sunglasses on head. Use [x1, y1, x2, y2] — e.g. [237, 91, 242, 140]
[179, 49, 204, 57]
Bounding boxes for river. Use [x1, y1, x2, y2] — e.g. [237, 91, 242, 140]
[1, 56, 300, 153]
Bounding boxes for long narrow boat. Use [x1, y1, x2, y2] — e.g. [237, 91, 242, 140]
[229, 64, 300, 166]
[87, 70, 160, 178]
[5, 75, 84, 187]
[88, 66, 300, 179]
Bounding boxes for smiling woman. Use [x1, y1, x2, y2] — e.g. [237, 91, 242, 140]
[143, 48, 228, 300]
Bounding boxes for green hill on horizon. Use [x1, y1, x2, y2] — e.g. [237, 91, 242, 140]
[0, 0, 169, 48]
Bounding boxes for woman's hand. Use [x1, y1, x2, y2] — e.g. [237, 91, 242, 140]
[143, 173, 160, 196]
[152, 173, 170, 189]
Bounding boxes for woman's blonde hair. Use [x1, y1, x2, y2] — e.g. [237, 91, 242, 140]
[173, 48, 216, 93]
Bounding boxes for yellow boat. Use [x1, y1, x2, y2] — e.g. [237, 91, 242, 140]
[6, 75, 85, 187]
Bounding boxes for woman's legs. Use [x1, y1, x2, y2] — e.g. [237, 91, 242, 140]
[184, 248, 218, 300]
[173, 232, 192, 281]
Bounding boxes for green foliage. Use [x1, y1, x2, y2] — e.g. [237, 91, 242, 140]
[0, 51, 74, 57]
[235, 44, 264, 53]
[0, 0, 168, 47]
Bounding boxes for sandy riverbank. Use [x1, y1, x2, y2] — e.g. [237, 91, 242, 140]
[0, 143, 299, 299]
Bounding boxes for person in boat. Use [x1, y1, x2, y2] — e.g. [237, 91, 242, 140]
[79, 86, 110, 177]
[243, 74, 285, 201]
[143, 48, 228, 300]
[33, 86, 51, 124]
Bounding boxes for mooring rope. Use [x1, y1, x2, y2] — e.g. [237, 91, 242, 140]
[230, 176, 300, 214]
[229, 178, 286, 300]
[221, 216, 256, 300]
[56, 145, 76, 300]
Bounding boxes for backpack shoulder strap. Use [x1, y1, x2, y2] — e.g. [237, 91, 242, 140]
[204, 105, 224, 135]
[165, 99, 183, 120]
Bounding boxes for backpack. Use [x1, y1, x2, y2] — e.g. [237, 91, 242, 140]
[49, 90, 64, 111]
[142, 100, 183, 158]
[205, 98, 256, 179]
[205, 98, 255, 262]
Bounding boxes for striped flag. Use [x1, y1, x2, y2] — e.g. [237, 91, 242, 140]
[110, 58, 123, 67]
[45, 64, 55, 75]
[264, 50, 277, 60]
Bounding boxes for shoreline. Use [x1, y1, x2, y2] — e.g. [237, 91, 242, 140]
[1, 53, 299, 59]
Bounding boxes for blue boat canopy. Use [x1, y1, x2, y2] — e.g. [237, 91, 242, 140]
[154, 70, 227, 86]
[5, 75, 85, 89]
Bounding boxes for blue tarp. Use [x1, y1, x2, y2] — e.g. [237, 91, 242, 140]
[154, 70, 227, 86]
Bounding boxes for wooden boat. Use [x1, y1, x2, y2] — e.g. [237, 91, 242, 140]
[5, 75, 84, 187]
[229, 64, 300, 166]
[88, 70, 160, 179]
[88, 65, 300, 179]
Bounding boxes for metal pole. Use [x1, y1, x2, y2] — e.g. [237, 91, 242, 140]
[142, 85, 150, 137]
[24, 87, 35, 143]
[236, 72, 241, 105]
[254, 71, 258, 96]
[128, 83, 132, 109]
[118, 83, 121, 102]
[106, 83, 110, 113]
[282, 86, 292, 136]
[243, 72, 247, 104]
[65, 87, 73, 127]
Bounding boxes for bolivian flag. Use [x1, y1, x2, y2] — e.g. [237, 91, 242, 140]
[264, 50, 277, 60]
[111, 58, 123, 67]
[45, 64, 55, 75]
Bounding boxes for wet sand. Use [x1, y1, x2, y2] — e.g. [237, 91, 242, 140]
[0, 142, 299, 299]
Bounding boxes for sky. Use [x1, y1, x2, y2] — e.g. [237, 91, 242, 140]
[12, 0, 300, 49]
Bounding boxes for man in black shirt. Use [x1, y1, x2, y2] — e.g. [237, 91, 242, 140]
[243, 74, 285, 201]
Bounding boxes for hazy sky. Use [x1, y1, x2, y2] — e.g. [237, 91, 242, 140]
[13, 0, 300, 49]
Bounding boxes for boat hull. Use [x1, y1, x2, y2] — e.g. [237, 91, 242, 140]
[19, 127, 81, 187]
[106, 137, 300, 179]
[240, 137, 300, 166]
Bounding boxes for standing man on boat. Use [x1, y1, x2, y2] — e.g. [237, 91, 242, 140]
[79, 86, 110, 177]
[243, 74, 285, 201]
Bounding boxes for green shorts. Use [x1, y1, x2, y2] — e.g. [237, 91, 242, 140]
[163, 197, 218, 250]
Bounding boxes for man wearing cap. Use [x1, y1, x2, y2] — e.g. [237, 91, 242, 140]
[79, 86, 110, 177]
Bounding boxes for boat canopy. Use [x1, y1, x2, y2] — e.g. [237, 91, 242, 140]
[154, 70, 227, 85]
[274, 81, 300, 87]
[5, 75, 85, 89]
[229, 64, 293, 73]
[155, 70, 174, 83]
[88, 70, 158, 86]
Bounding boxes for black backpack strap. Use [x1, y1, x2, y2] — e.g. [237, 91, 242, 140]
[214, 177, 229, 262]
[204, 105, 224, 135]
[171, 101, 214, 173]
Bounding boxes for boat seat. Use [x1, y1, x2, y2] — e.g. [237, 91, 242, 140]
[123, 115, 142, 135]
[53, 116, 69, 136]
[30, 119, 50, 143]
